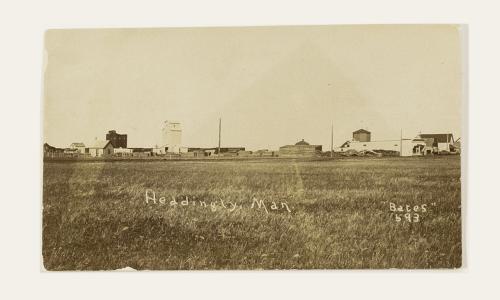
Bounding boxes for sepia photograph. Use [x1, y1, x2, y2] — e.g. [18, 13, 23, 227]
[42, 25, 463, 270]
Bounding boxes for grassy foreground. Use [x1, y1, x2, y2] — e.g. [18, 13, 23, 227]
[42, 156, 461, 270]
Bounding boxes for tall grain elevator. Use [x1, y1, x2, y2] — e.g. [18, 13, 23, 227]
[161, 120, 182, 153]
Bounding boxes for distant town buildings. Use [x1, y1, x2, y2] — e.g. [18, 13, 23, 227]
[106, 130, 127, 148]
[337, 129, 458, 156]
[43, 122, 460, 159]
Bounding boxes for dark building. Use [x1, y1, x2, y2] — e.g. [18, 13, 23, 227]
[353, 129, 371, 142]
[43, 143, 64, 155]
[418, 133, 454, 147]
[217, 147, 245, 154]
[106, 130, 127, 148]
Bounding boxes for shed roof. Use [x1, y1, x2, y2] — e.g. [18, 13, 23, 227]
[70, 142, 85, 147]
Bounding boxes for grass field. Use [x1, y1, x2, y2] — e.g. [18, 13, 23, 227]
[42, 156, 461, 270]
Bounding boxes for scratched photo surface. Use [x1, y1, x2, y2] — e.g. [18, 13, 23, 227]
[42, 25, 463, 270]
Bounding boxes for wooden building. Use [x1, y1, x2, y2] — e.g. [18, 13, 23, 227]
[87, 140, 114, 157]
[69, 142, 86, 153]
[353, 129, 371, 142]
[279, 139, 322, 157]
[418, 133, 456, 152]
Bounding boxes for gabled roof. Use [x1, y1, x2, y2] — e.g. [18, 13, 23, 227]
[88, 140, 112, 149]
[353, 129, 371, 134]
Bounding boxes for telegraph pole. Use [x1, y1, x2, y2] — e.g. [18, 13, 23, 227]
[400, 128, 403, 157]
[218, 118, 221, 157]
[330, 123, 334, 158]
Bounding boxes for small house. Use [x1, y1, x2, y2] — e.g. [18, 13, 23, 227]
[69, 142, 86, 153]
[86, 140, 114, 157]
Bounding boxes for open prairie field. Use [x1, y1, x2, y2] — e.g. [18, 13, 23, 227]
[42, 156, 461, 270]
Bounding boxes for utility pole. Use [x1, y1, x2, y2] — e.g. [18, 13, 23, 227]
[330, 123, 334, 158]
[400, 128, 403, 157]
[218, 118, 221, 157]
[446, 133, 449, 151]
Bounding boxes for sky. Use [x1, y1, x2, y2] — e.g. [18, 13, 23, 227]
[43, 25, 464, 150]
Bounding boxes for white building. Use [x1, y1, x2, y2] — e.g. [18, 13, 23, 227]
[114, 147, 133, 156]
[69, 142, 86, 153]
[337, 139, 426, 157]
[86, 140, 114, 157]
[161, 120, 182, 153]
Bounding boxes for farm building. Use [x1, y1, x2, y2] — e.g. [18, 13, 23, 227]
[338, 139, 426, 156]
[279, 139, 322, 157]
[336, 129, 431, 156]
[43, 143, 64, 157]
[86, 140, 114, 157]
[63, 148, 80, 156]
[218, 147, 245, 154]
[187, 147, 245, 157]
[114, 147, 133, 157]
[106, 130, 127, 148]
[353, 129, 371, 142]
[187, 148, 215, 157]
[418, 133, 457, 153]
[152, 146, 188, 155]
[69, 142, 86, 153]
[128, 148, 153, 157]
[188, 149, 208, 157]
[152, 147, 166, 155]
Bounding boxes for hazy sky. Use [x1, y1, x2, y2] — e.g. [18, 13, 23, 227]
[43, 25, 463, 150]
